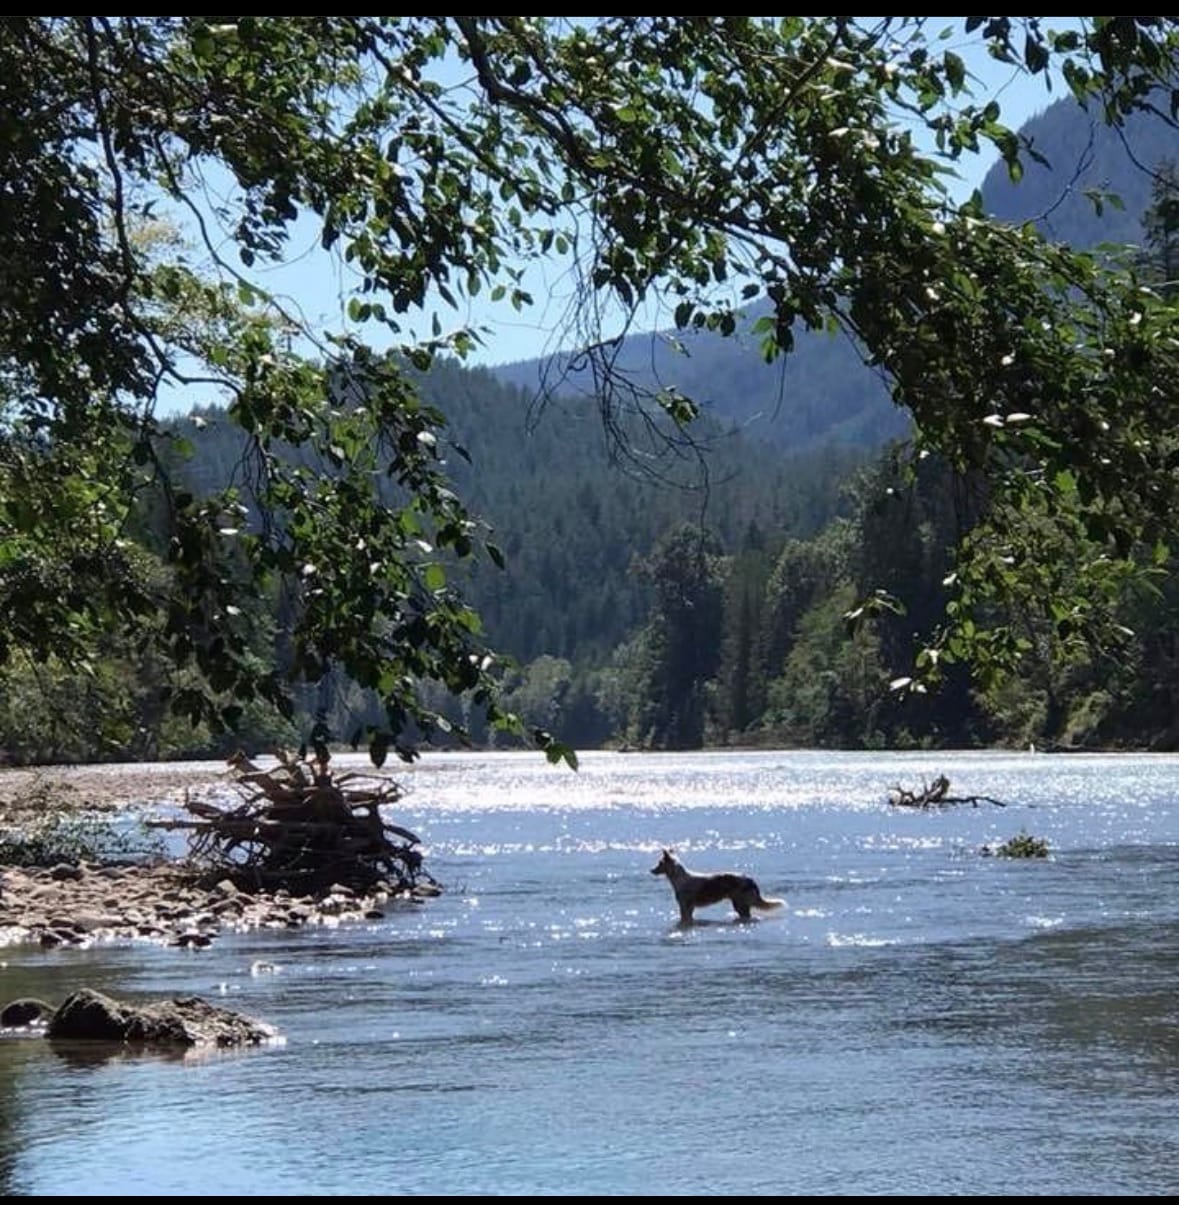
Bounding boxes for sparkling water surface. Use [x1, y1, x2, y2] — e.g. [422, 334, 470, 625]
[1, 748, 1177, 1196]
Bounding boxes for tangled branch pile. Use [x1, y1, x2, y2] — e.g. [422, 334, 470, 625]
[149, 750, 435, 895]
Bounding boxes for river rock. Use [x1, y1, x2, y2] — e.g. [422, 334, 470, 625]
[1, 997, 54, 1027]
[46, 988, 277, 1047]
[173, 932, 213, 948]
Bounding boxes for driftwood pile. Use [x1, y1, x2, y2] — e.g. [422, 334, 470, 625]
[888, 774, 1009, 809]
[148, 749, 435, 895]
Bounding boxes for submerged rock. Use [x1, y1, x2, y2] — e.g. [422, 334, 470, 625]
[46, 987, 277, 1047]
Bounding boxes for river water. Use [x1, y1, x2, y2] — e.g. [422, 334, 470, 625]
[1, 748, 1177, 1196]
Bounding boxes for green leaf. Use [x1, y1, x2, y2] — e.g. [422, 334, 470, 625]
[1023, 33, 1049, 74]
[943, 51, 965, 92]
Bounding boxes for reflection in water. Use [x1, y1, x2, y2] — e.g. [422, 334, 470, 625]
[0, 749, 1177, 1195]
[43, 1036, 286, 1071]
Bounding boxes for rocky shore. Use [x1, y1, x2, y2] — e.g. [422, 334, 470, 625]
[0, 859, 435, 950]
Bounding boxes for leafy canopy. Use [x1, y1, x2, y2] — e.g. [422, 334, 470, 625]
[1, 17, 1177, 758]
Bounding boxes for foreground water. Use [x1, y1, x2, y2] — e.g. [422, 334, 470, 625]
[1, 748, 1177, 1196]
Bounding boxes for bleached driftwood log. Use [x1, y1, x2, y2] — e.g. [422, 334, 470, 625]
[887, 774, 1009, 809]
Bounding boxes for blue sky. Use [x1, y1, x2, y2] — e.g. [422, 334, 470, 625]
[161, 19, 1081, 414]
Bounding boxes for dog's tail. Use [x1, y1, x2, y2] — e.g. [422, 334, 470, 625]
[753, 893, 785, 912]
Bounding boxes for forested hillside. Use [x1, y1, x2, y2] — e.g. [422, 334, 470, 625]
[422, 360, 867, 663]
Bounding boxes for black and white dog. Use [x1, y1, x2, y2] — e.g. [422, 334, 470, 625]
[650, 847, 784, 926]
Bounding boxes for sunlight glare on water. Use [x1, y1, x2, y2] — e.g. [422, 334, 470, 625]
[2, 748, 1178, 1195]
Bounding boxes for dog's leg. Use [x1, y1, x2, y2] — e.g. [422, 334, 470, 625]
[732, 888, 754, 921]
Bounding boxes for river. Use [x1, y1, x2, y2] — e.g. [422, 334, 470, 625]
[1, 748, 1177, 1195]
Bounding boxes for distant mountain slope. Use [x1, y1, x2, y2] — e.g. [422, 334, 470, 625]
[174, 358, 870, 667]
[491, 96, 1177, 453]
[412, 359, 869, 664]
[491, 306, 907, 456]
[981, 97, 1177, 247]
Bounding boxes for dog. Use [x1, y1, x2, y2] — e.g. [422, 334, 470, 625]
[650, 847, 784, 925]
